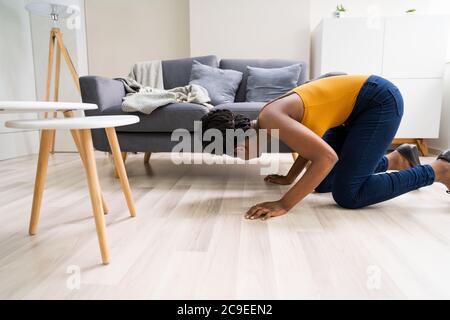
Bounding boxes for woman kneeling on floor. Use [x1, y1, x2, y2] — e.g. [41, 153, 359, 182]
[201, 75, 450, 220]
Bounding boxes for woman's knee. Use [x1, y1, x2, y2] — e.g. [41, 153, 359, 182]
[315, 183, 331, 193]
[331, 186, 363, 209]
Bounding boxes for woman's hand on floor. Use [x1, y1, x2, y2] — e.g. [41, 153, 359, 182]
[245, 200, 289, 221]
[264, 174, 293, 185]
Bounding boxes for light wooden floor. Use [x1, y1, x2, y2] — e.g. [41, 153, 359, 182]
[0, 152, 449, 299]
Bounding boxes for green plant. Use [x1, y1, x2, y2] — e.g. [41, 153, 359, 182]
[405, 8, 416, 13]
[336, 4, 346, 12]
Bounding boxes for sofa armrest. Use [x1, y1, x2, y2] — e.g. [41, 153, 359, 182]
[79, 76, 125, 115]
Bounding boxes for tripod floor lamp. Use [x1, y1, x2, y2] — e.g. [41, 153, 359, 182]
[25, 1, 81, 152]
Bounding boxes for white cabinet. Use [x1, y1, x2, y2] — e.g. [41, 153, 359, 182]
[383, 16, 448, 78]
[393, 78, 443, 138]
[313, 18, 384, 76]
[312, 16, 449, 141]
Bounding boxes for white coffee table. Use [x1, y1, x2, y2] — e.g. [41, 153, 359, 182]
[6, 115, 139, 265]
[0, 101, 99, 154]
[2, 101, 139, 265]
[0, 101, 113, 210]
[0, 101, 97, 113]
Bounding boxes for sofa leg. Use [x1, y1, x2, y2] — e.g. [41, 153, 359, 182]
[144, 152, 151, 164]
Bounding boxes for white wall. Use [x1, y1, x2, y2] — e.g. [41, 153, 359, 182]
[0, 0, 39, 160]
[84, 0, 190, 78]
[189, 0, 310, 64]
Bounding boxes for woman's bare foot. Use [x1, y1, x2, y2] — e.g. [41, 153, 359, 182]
[387, 150, 412, 170]
[431, 159, 450, 191]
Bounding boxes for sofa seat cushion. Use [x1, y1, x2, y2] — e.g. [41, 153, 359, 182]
[213, 102, 265, 120]
[101, 103, 210, 133]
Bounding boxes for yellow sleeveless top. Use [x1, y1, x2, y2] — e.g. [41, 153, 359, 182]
[292, 75, 369, 137]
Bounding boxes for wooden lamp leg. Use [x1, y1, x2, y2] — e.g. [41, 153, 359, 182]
[54, 29, 81, 93]
[49, 44, 61, 154]
[44, 28, 81, 153]
[29, 130, 55, 235]
[79, 129, 110, 265]
[105, 128, 136, 217]
[53, 44, 61, 102]
[44, 30, 56, 118]
[144, 152, 151, 164]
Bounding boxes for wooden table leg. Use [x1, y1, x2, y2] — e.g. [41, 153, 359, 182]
[29, 129, 55, 235]
[416, 139, 429, 156]
[79, 129, 110, 265]
[69, 129, 109, 214]
[64, 111, 108, 214]
[105, 128, 136, 217]
[114, 152, 127, 178]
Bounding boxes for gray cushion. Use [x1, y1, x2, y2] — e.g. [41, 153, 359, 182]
[162, 55, 218, 89]
[213, 102, 265, 120]
[246, 64, 302, 102]
[99, 103, 210, 133]
[219, 59, 308, 102]
[189, 61, 243, 105]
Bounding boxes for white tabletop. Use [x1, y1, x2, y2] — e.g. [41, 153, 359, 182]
[5, 115, 140, 130]
[0, 101, 98, 113]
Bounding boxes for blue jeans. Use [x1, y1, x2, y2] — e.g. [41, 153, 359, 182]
[315, 75, 435, 209]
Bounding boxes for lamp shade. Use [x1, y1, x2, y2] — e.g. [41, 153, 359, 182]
[25, 1, 71, 20]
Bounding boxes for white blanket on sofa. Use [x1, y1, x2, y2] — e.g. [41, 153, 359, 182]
[117, 60, 213, 114]
[121, 84, 213, 115]
[128, 60, 164, 89]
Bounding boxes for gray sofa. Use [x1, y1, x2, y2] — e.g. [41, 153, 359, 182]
[79, 55, 308, 154]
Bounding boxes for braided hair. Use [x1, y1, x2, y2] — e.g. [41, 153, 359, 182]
[200, 109, 252, 154]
